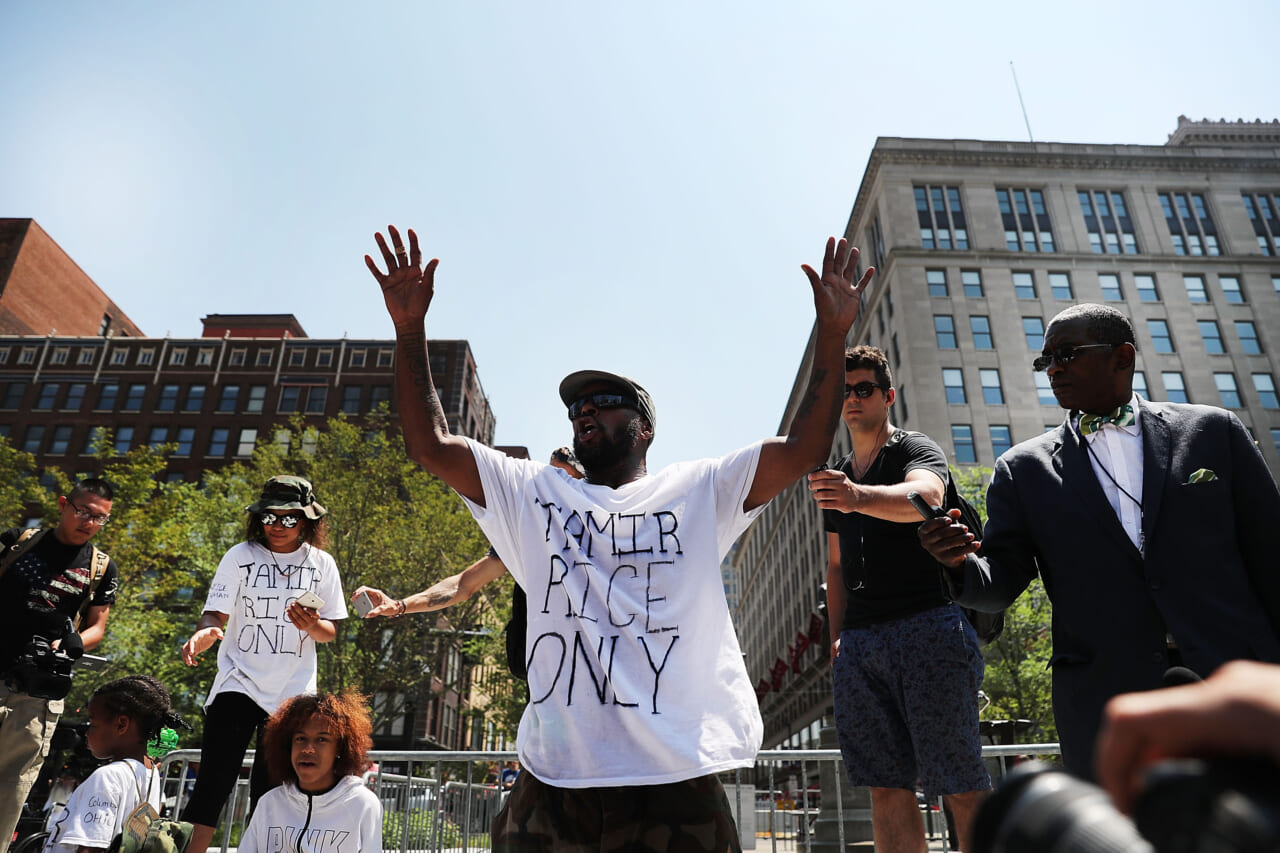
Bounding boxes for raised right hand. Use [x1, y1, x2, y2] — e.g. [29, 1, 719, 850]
[365, 225, 440, 331]
[181, 627, 224, 666]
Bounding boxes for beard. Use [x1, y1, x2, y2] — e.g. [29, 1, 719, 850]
[573, 416, 644, 473]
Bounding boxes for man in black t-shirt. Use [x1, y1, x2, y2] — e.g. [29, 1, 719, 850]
[0, 478, 119, 853]
[808, 348, 988, 853]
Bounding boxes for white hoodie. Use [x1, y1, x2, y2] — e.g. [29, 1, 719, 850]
[237, 776, 382, 853]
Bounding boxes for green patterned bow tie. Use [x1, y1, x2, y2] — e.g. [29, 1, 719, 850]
[1079, 404, 1135, 436]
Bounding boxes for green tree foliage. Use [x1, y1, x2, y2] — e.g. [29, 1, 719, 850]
[952, 465, 1056, 742]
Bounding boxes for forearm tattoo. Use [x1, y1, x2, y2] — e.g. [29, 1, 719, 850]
[401, 329, 449, 433]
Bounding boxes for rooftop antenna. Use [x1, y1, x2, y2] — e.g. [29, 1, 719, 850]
[1010, 61, 1034, 142]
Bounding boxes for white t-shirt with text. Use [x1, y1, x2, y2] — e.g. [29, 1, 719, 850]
[44, 759, 161, 853]
[463, 437, 766, 787]
[203, 540, 347, 712]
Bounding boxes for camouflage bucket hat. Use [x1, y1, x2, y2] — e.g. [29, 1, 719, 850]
[245, 475, 327, 520]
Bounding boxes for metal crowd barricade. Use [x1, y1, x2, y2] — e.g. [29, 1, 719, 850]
[157, 742, 1062, 853]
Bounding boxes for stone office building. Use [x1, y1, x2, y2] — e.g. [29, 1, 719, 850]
[736, 117, 1280, 749]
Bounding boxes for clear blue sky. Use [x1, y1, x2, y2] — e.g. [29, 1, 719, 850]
[3, 1, 1276, 469]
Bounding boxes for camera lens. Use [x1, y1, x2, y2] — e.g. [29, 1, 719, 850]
[972, 761, 1154, 853]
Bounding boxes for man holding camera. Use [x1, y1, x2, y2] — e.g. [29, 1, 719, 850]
[0, 478, 119, 852]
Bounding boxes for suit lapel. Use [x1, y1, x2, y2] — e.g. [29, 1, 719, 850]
[1053, 417, 1143, 561]
[1139, 399, 1170, 544]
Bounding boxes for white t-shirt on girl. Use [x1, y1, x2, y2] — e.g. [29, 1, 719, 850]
[43, 759, 161, 853]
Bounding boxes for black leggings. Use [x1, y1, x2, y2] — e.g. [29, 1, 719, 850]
[180, 691, 272, 827]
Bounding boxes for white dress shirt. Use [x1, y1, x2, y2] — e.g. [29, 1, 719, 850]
[1077, 394, 1144, 552]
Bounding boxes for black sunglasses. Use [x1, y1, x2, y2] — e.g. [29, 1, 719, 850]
[844, 382, 887, 399]
[566, 392, 637, 419]
[260, 512, 302, 529]
[1032, 343, 1117, 372]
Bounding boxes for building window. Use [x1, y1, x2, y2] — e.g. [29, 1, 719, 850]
[317, 348, 333, 367]
[64, 383, 87, 411]
[108, 348, 127, 365]
[1254, 374, 1278, 408]
[951, 425, 976, 463]
[246, 385, 267, 414]
[996, 188, 1054, 252]
[96, 383, 119, 411]
[113, 426, 134, 455]
[970, 316, 993, 349]
[376, 349, 393, 368]
[1095, 273, 1121, 301]
[1254, 371, 1274, 404]
[1215, 373, 1241, 408]
[229, 348, 247, 366]
[49, 426, 72, 455]
[35, 383, 60, 411]
[0, 350, 7, 365]
[341, 386, 362, 414]
[1184, 275, 1209, 303]
[156, 384, 180, 412]
[926, 269, 948, 297]
[18, 347, 36, 365]
[1273, 430, 1280, 460]
[256, 349, 273, 367]
[148, 427, 168, 448]
[1148, 320, 1174, 354]
[1133, 370, 1148, 399]
[289, 349, 306, 367]
[990, 425, 1012, 458]
[942, 369, 966, 404]
[236, 428, 258, 457]
[217, 385, 240, 413]
[82, 426, 107, 455]
[1035, 373, 1056, 405]
[1198, 320, 1225, 354]
[898, 384, 908, 422]
[915, 185, 968, 250]
[1159, 192, 1221, 256]
[1012, 271, 1036, 299]
[50, 347, 69, 365]
[169, 348, 187, 365]
[197, 348, 215, 366]
[138, 348, 155, 366]
[174, 427, 195, 457]
[369, 386, 391, 411]
[1, 382, 24, 409]
[1162, 371, 1188, 403]
[273, 429, 291, 451]
[208, 428, 230, 457]
[1274, 276, 1280, 300]
[1049, 272, 1073, 300]
[350, 349, 367, 368]
[960, 270, 982, 299]
[1240, 192, 1280, 255]
[1078, 190, 1138, 254]
[1135, 274, 1160, 302]
[184, 384, 206, 413]
[278, 386, 302, 414]
[1235, 321, 1263, 354]
[1023, 317, 1045, 350]
[77, 348, 95, 365]
[306, 386, 328, 414]
[23, 426, 45, 454]
[980, 369, 1004, 405]
[934, 316, 957, 349]
[98, 314, 111, 336]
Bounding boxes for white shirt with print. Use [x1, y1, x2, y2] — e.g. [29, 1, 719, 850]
[462, 437, 766, 788]
[203, 540, 347, 713]
[237, 776, 382, 853]
[44, 759, 161, 853]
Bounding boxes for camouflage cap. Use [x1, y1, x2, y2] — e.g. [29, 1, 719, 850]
[245, 475, 327, 520]
[558, 370, 657, 436]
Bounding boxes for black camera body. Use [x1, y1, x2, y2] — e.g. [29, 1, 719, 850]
[973, 759, 1280, 853]
[6, 634, 78, 700]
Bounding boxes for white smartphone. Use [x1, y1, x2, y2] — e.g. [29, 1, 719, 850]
[295, 590, 325, 610]
[351, 590, 375, 618]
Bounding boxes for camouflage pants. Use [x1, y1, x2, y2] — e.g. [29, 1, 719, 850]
[490, 772, 743, 853]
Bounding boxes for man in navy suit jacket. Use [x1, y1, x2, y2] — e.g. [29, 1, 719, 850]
[919, 303, 1280, 778]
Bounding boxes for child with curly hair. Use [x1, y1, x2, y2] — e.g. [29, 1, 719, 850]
[44, 675, 186, 853]
[236, 691, 381, 853]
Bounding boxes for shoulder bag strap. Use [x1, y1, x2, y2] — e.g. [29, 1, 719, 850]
[73, 546, 110, 632]
[0, 527, 45, 580]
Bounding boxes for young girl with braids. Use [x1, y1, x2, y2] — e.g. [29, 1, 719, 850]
[44, 675, 186, 853]
[237, 691, 381, 853]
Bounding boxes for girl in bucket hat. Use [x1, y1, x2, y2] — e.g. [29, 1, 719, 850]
[178, 476, 348, 853]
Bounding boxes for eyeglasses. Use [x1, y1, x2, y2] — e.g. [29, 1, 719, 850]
[1032, 343, 1117, 372]
[67, 499, 110, 526]
[844, 382, 887, 399]
[566, 392, 637, 420]
[260, 512, 302, 529]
